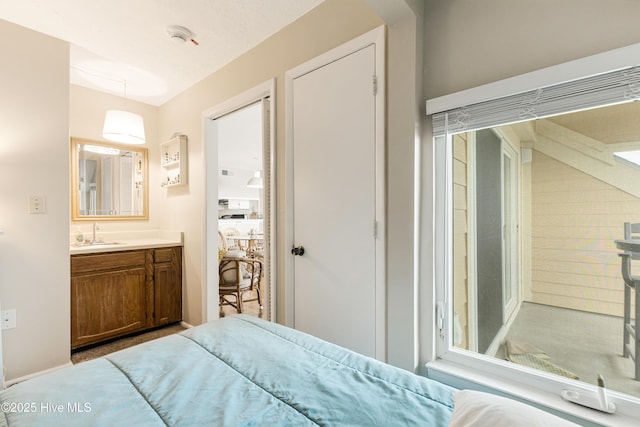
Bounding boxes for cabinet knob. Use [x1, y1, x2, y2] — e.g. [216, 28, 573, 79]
[291, 245, 305, 256]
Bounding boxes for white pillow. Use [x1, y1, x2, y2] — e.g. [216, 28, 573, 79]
[448, 390, 580, 427]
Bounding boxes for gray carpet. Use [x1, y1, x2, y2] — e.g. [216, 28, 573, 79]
[71, 324, 186, 364]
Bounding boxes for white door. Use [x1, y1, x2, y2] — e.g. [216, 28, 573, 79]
[502, 142, 519, 322]
[289, 39, 382, 357]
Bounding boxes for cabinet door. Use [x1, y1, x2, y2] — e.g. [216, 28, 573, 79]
[71, 267, 147, 349]
[153, 247, 182, 325]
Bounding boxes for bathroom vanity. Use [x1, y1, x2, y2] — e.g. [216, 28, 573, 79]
[70, 233, 183, 350]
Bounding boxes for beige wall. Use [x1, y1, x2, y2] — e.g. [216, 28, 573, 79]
[1, 0, 427, 381]
[0, 19, 70, 380]
[156, 0, 384, 327]
[423, 0, 640, 99]
[530, 150, 640, 316]
[69, 85, 161, 235]
[382, 0, 425, 369]
[421, 0, 640, 368]
[17, 0, 640, 381]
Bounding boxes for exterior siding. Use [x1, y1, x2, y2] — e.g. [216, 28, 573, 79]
[530, 150, 640, 316]
[452, 133, 469, 349]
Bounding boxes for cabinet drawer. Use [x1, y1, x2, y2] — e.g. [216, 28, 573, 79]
[154, 247, 177, 263]
[71, 250, 146, 274]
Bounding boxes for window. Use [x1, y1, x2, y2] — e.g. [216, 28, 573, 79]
[615, 150, 640, 167]
[428, 47, 640, 423]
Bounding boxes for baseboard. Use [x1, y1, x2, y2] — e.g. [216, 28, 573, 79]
[4, 361, 73, 388]
[180, 321, 194, 329]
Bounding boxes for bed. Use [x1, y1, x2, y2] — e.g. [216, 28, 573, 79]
[0, 315, 456, 426]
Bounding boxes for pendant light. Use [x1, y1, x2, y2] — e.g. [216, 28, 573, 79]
[246, 170, 263, 188]
[102, 80, 146, 145]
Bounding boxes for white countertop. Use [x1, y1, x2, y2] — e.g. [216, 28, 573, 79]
[70, 230, 183, 255]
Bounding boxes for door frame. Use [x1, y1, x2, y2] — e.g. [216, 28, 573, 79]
[284, 26, 386, 360]
[500, 139, 520, 324]
[202, 79, 276, 322]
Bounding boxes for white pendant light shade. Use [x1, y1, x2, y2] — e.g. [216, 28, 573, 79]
[102, 110, 146, 145]
[246, 170, 263, 188]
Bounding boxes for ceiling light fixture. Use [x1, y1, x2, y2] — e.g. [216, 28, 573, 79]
[102, 80, 146, 145]
[247, 171, 263, 189]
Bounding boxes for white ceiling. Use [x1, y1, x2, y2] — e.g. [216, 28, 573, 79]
[0, 0, 324, 106]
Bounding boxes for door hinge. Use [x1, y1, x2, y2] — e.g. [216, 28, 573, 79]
[372, 75, 378, 96]
[373, 221, 378, 239]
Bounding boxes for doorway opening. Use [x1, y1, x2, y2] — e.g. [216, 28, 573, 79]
[203, 80, 275, 323]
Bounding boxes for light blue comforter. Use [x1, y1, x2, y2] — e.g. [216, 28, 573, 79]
[0, 315, 454, 426]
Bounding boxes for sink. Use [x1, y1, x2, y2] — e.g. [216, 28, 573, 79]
[73, 241, 121, 247]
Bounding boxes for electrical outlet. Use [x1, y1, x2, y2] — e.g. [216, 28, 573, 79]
[1, 309, 16, 330]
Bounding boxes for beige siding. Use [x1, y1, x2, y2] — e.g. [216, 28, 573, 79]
[452, 133, 469, 349]
[531, 151, 640, 316]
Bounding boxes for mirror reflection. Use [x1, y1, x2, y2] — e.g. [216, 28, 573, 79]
[71, 138, 148, 220]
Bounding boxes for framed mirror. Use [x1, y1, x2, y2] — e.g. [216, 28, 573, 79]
[70, 137, 148, 220]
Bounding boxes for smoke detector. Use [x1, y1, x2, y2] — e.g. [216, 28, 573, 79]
[166, 25, 198, 45]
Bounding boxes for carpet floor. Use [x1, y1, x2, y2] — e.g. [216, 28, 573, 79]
[71, 295, 267, 364]
[71, 323, 187, 364]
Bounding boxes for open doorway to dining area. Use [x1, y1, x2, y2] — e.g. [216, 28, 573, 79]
[216, 101, 267, 319]
[451, 101, 640, 399]
[205, 81, 274, 322]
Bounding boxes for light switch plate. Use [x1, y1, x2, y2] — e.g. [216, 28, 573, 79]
[1, 309, 16, 330]
[28, 195, 46, 214]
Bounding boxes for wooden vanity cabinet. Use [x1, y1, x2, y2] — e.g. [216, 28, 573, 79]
[71, 246, 182, 349]
[151, 247, 182, 326]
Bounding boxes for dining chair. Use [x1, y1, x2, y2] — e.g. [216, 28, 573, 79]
[219, 256, 263, 313]
[218, 230, 228, 250]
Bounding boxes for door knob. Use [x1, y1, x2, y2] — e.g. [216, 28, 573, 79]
[291, 245, 305, 256]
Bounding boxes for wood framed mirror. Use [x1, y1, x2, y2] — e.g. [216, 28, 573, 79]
[70, 137, 148, 221]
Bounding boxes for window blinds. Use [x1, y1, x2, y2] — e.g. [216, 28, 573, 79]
[431, 65, 640, 136]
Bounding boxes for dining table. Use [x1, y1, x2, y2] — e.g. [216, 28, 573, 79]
[226, 233, 264, 253]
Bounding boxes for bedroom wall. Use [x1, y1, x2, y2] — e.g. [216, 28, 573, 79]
[0, 0, 423, 380]
[156, 0, 385, 327]
[423, 0, 640, 99]
[67, 84, 162, 381]
[420, 0, 640, 366]
[0, 19, 70, 380]
[155, 0, 426, 371]
[69, 85, 161, 234]
[0, 0, 423, 381]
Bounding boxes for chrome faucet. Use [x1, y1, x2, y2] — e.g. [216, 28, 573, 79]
[92, 222, 99, 243]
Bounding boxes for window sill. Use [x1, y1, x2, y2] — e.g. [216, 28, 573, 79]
[427, 359, 640, 427]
